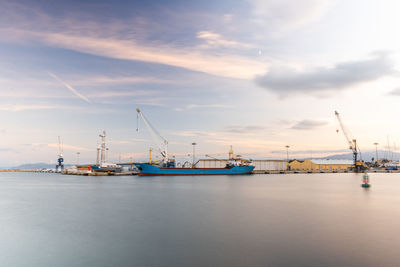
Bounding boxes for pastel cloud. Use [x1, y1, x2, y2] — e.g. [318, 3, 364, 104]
[248, 0, 330, 32]
[45, 32, 266, 79]
[290, 120, 328, 130]
[388, 88, 400, 96]
[174, 104, 231, 111]
[47, 143, 91, 151]
[196, 31, 253, 49]
[224, 125, 267, 133]
[2, 26, 266, 79]
[0, 2, 269, 80]
[0, 105, 57, 112]
[255, 53, 396, 96]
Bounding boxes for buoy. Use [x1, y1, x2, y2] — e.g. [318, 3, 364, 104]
[362, 173, 371, 188]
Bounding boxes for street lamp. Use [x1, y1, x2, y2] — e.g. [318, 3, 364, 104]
[77, 152, 80, 165]
[192, 142, 197, 168]
[285, 145, 290, 161]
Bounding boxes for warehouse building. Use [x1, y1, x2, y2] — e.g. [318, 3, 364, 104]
[251, 160, 287, 172]
[196, 159, 287, 172]
[288, 159, 353, 172]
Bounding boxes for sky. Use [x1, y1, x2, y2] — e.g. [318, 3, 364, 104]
[1, 0, 400, 166]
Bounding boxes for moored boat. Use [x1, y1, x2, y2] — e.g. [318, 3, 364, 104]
[135, 108, 254, 176]
[134, 161, 254, 176]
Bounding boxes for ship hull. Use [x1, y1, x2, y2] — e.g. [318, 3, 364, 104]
[134, 163, 254, 176]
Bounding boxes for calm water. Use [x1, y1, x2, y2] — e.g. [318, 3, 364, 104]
[1, 172, 400, 267]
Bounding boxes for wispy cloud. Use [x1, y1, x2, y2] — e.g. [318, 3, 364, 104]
[48, 72, 91, 103]
[0, 103, 116, 114]
[388, 87, 400, 96]
[108, 138, 150, 145]
[0, 105, 57, 112]
[0, 3, 267, 80]
[223, 125, 267, 133]
[39, 32, 265, 79]
[255, 52, 396, 97]
[196, 31, 253, 49]
[174, 130, 217, 137]
[174, 103, 231, 112]
[71, 75, 174, 86]
[248, 0, 330, 33]
[47, 143, 91, 151]
[86, 90, 160, 99]
[291, 120, 328, 130]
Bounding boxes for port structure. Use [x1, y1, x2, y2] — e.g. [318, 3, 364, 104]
[56, 136, 64, 173]
[335, 111, 363, 172]
[136, 108, 169, 164]
[98, 130, 107, 166]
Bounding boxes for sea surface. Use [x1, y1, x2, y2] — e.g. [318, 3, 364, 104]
[1, 172, 400, 267]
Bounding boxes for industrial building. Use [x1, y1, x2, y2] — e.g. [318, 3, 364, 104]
[196, 159, 287, 172]
[288, 159, 353, 172]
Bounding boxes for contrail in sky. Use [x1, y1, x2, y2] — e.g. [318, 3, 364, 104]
[48, 72, 91, 103]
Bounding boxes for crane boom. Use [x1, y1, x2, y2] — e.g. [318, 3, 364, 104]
[334, 110, 361, 172]
[136, 108, 168, 163]
[205, 154, 225, 161]
[334, 111, 354, 150]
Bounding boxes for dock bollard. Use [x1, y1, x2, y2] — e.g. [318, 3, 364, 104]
[362, 172, 371, 188]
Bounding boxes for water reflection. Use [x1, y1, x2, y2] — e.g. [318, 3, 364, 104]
[1, 172, 400, 266]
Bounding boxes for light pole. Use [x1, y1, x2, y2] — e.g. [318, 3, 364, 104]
[77, 152, 80, 165]
[192, 142, 197, 168]
[285, 145, 290, 161]
[374, 142, 379, 163]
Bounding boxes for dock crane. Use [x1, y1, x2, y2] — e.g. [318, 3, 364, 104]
[56, 136, 64, 173]
[334, 111, 363, 172]
[136, 108, 169, 164]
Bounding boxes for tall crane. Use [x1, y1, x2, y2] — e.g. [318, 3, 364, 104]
[99, 130, 107, 165]
[136, 108, 169, 163]
[56, 136, 64, 173]
[334, 110, 362, 172]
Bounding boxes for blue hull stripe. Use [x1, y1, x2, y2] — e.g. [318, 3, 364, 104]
[134, 163, 255, 176]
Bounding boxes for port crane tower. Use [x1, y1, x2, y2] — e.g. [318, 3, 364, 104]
[56, 136, 64, 173]
[136, 108, 169, 164]
[334, 110, 363, 172]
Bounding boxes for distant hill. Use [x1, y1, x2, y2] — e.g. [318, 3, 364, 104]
[3, 150, 399, 169]
[319, 150, 400, 162]
[7, 163, 73, 169]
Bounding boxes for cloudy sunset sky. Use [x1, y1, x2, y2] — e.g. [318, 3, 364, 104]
[1, 0, 400, 166]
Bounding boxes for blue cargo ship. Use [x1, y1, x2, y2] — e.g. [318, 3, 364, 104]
[134, 162, 254, 176]
[135, 108, 254, 176]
